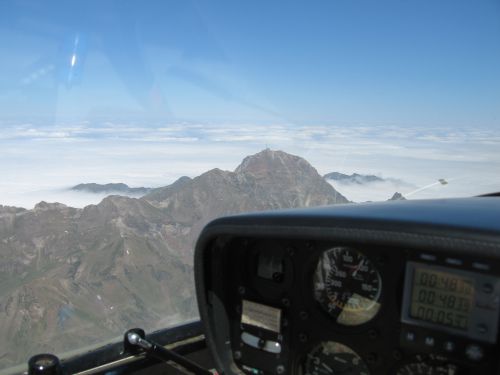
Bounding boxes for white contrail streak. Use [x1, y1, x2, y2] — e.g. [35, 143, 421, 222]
[405, 181, 444, 197]
[405, 177, 462, 197]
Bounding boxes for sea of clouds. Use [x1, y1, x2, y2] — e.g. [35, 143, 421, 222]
[1, 121, 499, 208]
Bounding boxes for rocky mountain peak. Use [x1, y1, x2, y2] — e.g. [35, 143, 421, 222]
[389, 192, 406, 201]
[234, 149, 318, 180]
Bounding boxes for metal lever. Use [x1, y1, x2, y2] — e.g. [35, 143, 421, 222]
[125, 329, 212, 375]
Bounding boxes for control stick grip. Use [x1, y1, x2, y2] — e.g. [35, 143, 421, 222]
[124, 328, 212, 375]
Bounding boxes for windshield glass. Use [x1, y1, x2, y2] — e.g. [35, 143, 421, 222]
[1, 0, 499, 371]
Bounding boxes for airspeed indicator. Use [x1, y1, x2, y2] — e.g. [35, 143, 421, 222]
[314, 247, 382, 326]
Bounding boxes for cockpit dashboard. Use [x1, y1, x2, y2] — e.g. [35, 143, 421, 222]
[194, 197, 500, 375]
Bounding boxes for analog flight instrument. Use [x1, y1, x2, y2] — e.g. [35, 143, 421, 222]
[313, 247, 382, 325]
[301, 341, 370, 375]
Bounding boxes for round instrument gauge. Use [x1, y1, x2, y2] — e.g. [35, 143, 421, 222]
[301, 341, 370, 375]
[395, 354, 459, 375]
[313, 247, 382, 325]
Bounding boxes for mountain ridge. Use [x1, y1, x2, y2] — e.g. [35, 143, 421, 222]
[324, 171, 384, 184]
[0, 149, 348, 368]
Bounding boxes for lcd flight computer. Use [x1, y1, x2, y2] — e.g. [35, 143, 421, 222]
[402, 261, 500, 343]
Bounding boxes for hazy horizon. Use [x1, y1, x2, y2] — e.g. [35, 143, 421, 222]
[1, 121, 499, 209]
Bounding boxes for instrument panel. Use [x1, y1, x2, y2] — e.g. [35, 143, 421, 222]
[231, 239, 500, 374]
[194, 198, 500, 375]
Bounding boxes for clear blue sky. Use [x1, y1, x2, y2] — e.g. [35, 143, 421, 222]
[0, 0, 499, 126]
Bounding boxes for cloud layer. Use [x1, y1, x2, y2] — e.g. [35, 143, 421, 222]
[1, 121, 499, 208]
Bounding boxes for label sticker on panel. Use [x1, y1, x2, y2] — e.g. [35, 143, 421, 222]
[241, 300, 282, 333]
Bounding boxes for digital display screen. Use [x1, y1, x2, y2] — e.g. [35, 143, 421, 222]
[410, 266, 475, 331]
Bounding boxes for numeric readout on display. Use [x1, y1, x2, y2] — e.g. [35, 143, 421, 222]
[410, 267, 474, 330]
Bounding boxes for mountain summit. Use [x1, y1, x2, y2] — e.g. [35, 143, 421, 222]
[236, 148, 348, 206]
[236, 149, 317, 179]
[142, 149, 348, 255]
[145, 148, 348, 217]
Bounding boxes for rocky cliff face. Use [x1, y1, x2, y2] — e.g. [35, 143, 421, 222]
[0, 149, 348, 369]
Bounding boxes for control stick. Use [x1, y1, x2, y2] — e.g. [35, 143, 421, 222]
[124, 328, 212, 375]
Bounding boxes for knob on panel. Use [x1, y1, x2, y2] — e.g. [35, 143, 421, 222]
[28, 354, 62, 375]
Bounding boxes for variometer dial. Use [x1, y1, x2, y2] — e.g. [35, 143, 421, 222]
[314, 247, 382, 325]
[301, 341, 370, 375]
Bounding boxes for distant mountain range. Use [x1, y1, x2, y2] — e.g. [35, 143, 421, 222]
[0, 149, 348, 368]
[323, 172, 385, 184]
[71, 183, 151, 196]
[70, 172, 387, 200]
